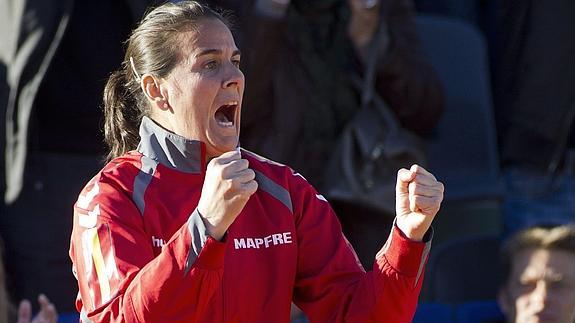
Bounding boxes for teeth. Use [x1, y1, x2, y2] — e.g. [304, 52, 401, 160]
[215, 101, 237, 128]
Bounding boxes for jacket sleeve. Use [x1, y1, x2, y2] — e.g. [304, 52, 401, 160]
[290, 172, 432, 322]
[69, 174, 225, 322]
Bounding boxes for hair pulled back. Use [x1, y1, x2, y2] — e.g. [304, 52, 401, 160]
[103, 1, 228, 161]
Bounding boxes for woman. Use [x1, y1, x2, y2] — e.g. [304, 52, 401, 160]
[69, 2, 444, 322]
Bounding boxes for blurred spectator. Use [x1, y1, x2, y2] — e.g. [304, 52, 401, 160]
[229, 0, 443, 268]
[495, 0, 575, 234]
[16, 295, 58, 323]
[240, 0, 443, 188]
[1, 239, 58, 323]
[0, 0, 154, 312]
[497, 224, 575, 323]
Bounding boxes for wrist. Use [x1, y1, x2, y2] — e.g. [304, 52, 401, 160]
[197, 208, 226, 241]
[205, 224, 226, 242]
[396, 221, 426, 242]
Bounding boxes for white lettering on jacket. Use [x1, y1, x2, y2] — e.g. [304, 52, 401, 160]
[152, 236, 166, 248]
[234, 232, 293, 250]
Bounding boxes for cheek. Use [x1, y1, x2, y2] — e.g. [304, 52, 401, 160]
[174, 86, 210, 120]
[569, 309, 575, 323]
[561, 293, 575, 317]
[190, 79, 219, 114]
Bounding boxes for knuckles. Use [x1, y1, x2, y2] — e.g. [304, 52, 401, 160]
[245, 169, 256, 180]
[437, 181, 445, 193]
[208, 158, 250, 179]
[411, 164, 422, 173]
[244, 180, 258, 194]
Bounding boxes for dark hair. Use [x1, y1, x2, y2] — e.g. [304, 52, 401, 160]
[103, 1, 229, 161]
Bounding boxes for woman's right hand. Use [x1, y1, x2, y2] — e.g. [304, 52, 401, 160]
[197, 149, 258, 240]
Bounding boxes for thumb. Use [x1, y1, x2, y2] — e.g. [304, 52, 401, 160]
[396, 167, 416, 195]
[395, 167, 415, 215]
[17, 299, 32, 323]
[211, 148, 241, 165]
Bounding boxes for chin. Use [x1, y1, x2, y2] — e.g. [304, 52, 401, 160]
[207, 141, 238, 157]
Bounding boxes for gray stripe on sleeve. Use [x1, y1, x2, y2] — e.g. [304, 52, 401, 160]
[184, 209, 210, 275]
[133, 156, 158, 215]
[414, 228, 434, 288]
[254, 170, 293, 214]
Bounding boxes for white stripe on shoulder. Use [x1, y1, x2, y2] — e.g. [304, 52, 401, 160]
[77, 182, 100, 209]
[316, 194, 328, 202]
[79, 204, 100, 229]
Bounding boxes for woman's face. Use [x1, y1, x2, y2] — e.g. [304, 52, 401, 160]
[161, 18, 244, 159]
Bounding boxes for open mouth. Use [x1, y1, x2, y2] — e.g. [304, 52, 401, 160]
[215, 101, 238, 128]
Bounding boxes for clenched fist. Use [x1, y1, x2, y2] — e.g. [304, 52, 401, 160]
[197, 149, 258, 240]
[395, 165, 444, 241]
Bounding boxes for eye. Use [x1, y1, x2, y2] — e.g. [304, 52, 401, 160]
[231, 57, 241, 68]
[516, 279, 536, 293]
[548, 280, 567, 290]
[204, 60, 218, 70]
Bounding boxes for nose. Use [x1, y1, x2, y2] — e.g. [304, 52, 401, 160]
[223, 63, 244, 89]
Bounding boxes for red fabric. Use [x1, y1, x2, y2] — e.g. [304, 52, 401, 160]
[69, 148, 430, 322]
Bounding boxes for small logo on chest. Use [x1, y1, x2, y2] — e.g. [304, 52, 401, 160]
[152, 235, 166, 248]
[233, 232, 293, 250]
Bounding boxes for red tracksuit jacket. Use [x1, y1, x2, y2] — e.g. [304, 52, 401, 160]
[69, 116, 432, 322]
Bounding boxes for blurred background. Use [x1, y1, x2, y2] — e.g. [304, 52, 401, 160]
[1, 0, 574, 322]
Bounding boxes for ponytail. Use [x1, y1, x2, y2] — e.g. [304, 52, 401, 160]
[103, 70, 142, 162]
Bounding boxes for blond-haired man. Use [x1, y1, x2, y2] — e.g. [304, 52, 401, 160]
[498, 225, 575, 323]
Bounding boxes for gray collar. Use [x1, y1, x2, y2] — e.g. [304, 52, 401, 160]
[137, 116, 203, 173]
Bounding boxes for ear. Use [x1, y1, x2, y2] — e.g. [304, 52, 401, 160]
[141, 74, 172, 112]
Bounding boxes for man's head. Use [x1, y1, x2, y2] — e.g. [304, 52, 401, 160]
[498, 225, 575, 323]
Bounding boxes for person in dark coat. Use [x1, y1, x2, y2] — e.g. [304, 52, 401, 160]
[495, 0, 575, 234]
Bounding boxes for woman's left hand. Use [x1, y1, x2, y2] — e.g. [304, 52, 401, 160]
[394, 165, 444, 241]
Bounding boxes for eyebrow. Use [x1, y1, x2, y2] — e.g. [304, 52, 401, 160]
[195, 48, 241, 58]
